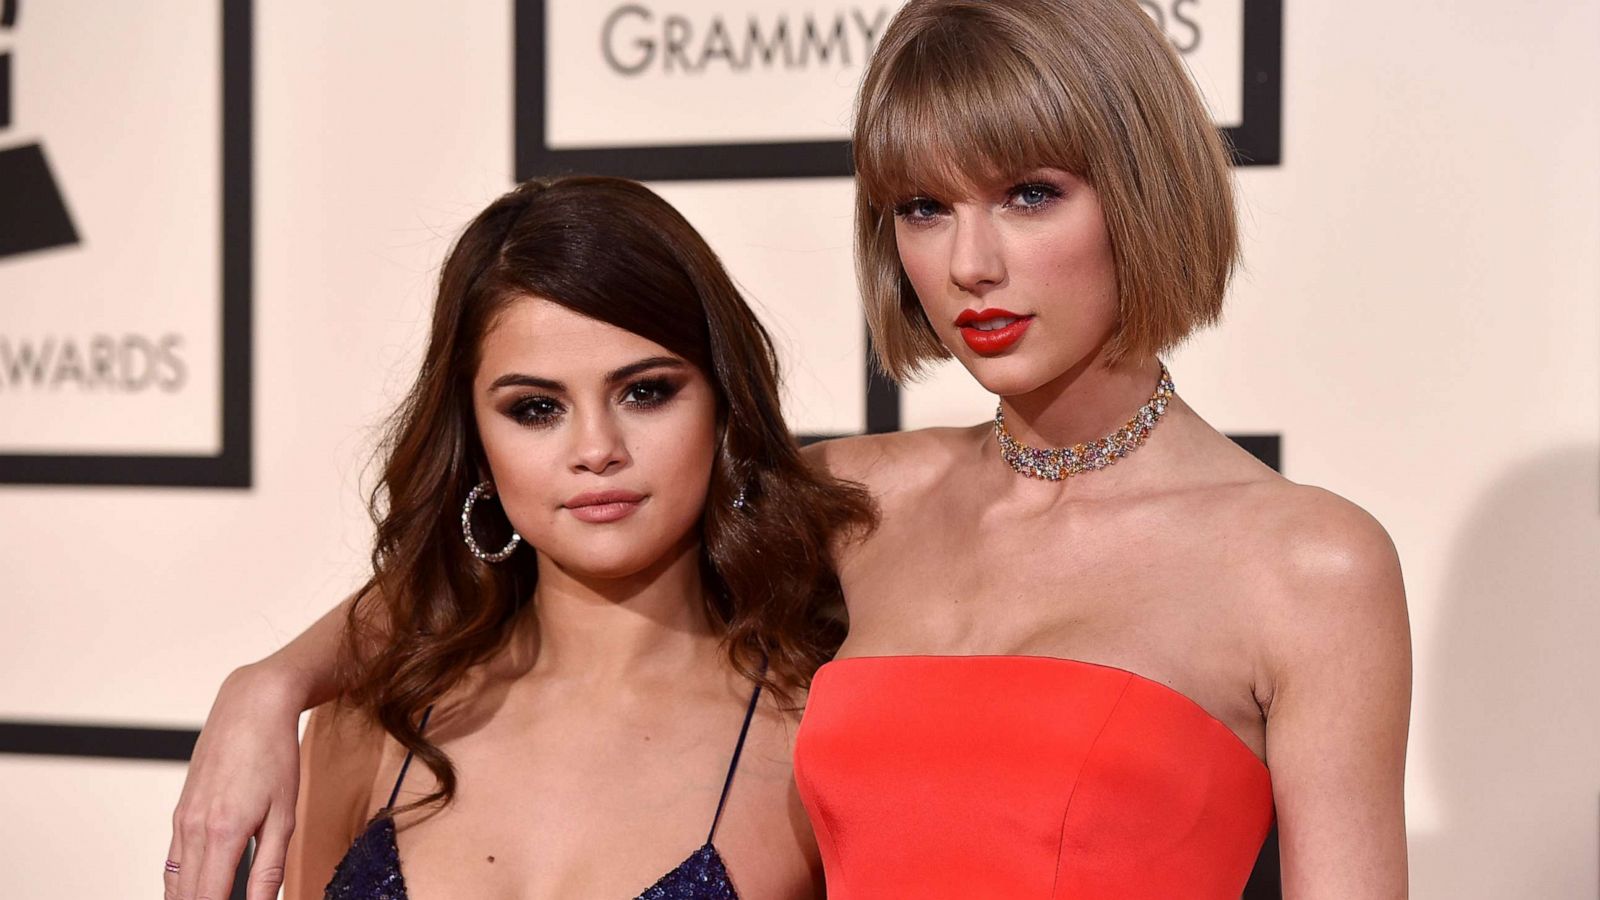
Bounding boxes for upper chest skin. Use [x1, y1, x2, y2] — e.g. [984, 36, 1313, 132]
[832, 432, 1274, 762]
[374, 676, 814, 900]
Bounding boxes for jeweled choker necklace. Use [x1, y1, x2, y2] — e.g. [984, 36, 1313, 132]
[993, 363, 1175, 481]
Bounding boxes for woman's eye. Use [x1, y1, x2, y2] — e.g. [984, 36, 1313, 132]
[893, 197, 946, 222]
[509, 396, 563, 427]
[622, 378, 679, 409]
[1009, 183, 1062, 210]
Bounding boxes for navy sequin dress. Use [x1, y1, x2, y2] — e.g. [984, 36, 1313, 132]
[324, 682, 762, 900]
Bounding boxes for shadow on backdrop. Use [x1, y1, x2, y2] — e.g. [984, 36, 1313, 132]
[1409, 445, 1600, 898]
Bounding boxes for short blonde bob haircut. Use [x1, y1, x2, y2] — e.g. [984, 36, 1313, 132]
[854, 0, 1238, 382]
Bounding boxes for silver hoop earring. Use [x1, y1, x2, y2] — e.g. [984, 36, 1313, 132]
[461, 481, 522, 563]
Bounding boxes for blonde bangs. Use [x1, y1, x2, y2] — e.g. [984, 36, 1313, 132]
[854, 22, 1092, 211]
[854, 0, 1238, 381]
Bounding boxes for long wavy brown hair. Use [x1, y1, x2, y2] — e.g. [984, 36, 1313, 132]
[341, 176, 875, 810]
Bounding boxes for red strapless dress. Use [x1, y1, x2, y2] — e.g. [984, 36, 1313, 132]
[794, 656, 1274, 899]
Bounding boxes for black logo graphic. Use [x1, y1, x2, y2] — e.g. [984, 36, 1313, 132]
[0, 0, 253, 488]
[0, 0, 80, 259]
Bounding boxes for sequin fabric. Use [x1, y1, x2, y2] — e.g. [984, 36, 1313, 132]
[636, 844, 739, 899]
[321, 815, 741, 900]
[323, 815, 405, 900]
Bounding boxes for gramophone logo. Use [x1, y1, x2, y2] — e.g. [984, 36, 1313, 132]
[0, 0, 79, 259]
[0, 0, 252, 488]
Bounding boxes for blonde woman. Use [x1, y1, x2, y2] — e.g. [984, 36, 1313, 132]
[170, 2, 1409, 898]
[794, 2, 1408, 896]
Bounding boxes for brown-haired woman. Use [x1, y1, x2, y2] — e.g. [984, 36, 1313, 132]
[168, 175, 871, 900]
[170, 2, 1409, 898]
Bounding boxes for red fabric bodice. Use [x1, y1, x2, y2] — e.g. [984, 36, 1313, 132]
[794, 655, 1274, 899]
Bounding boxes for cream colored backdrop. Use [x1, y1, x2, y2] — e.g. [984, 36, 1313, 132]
[1, 2, 1596, 898]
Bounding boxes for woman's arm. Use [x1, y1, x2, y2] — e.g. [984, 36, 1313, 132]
[283, 702, 384, 900]
[1261, 491, 1412, 898]
[166, 596, 356, 900]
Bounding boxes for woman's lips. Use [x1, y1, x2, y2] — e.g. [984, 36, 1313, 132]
[564, 490, 646, 524]
[955, 308, 1034, 355]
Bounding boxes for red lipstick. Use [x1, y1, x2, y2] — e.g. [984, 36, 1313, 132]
[563, 489, 646, 524]
[955, 307, 1034, 355]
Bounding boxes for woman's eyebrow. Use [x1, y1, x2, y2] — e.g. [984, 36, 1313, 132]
[487, 357, 683, 393]
[487, 373, 563, 392]
[606, 357, 685, 383]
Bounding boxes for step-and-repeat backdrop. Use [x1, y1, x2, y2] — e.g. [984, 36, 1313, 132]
[1, 2, 1596, 897]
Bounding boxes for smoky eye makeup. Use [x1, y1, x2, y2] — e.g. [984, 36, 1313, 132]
[505, 394, 565, 428]
[498, 375, 685, 429]
[620, 376, 683, 410]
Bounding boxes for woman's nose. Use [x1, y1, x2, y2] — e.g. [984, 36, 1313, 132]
[569, 410, 630, 475]
[948, 212, 1007, 294]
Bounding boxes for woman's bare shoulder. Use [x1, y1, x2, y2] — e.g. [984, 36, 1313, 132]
[304, 700, 389, 799]
[1234, 480, 1400, 579]
[1178, 417, 1392, 575]
[285, 702, 390, 899]
[1225, 481, 1409, 699]
[802, 425, 984, 495]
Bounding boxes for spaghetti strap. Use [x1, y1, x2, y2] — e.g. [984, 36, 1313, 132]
[706, 677, 764, 843]
[384, 705, 434, 811]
